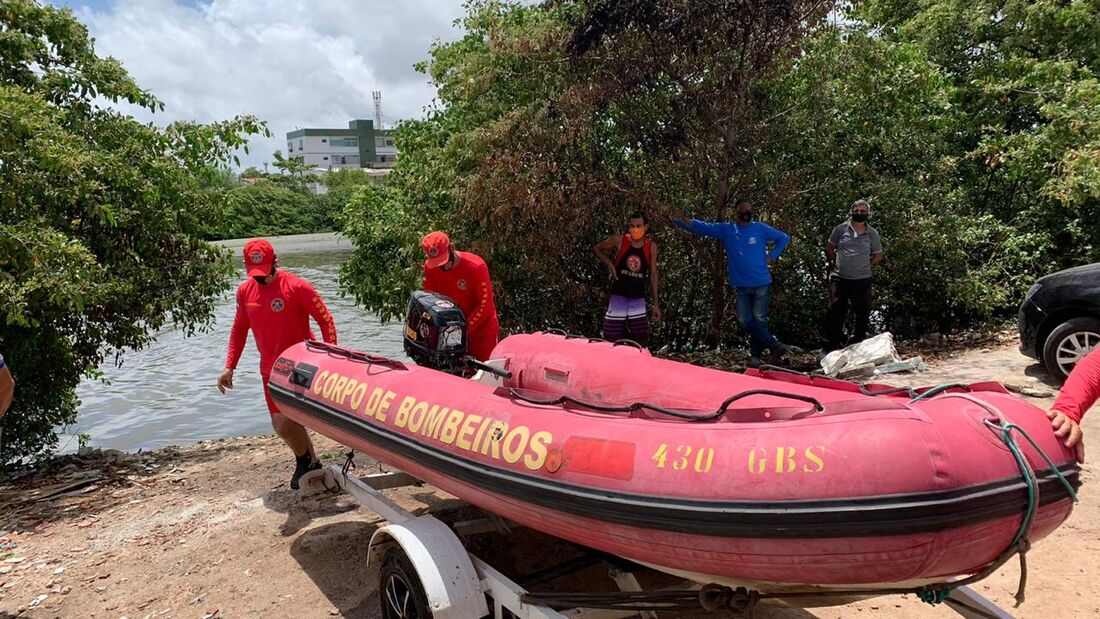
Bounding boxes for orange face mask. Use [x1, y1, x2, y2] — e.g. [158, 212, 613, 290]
[629, 227, 646, 241]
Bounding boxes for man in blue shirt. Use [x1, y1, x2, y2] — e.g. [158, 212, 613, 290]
[674, 200, 791, 366]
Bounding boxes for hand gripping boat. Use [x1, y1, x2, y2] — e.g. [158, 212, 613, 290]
[267, 321, 1081, 598]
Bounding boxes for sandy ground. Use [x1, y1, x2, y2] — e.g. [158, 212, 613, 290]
[1, 340, 1097, 619]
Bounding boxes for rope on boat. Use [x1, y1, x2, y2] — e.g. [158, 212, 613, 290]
[908, 382, 972, 402]
[506, 387, 824, 420]
[305, 340, 406, 368]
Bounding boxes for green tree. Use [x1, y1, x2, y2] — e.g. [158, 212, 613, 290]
[210, 182, 329, 240]
[0, 0, 267, 462]
[341, 0, 1100, 350]
[854, 0, 1100, 299]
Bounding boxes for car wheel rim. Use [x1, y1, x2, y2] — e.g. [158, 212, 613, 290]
[1055, 331, 1100, 376]
[385, 573, 414, 618]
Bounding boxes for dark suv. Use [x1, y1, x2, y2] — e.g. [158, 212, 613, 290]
[1018, 262, 1100, 382]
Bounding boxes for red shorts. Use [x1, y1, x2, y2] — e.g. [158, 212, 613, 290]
[261, 377, 281, 416]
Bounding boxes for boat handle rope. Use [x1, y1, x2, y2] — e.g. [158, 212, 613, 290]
[756, 365, 955, 400]
[506, 388, 824, 420]
[757, 363, 811, 376]
[861, 384, 917, 397]
[541, 329, 645, 349]
[305, 340, 406, 369]
[908, 382, 972, 402]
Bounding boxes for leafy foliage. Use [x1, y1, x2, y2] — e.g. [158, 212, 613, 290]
[0, 0, 267, 462]
[853, 0, 1100, 312]
[341, 0, 1100, 349]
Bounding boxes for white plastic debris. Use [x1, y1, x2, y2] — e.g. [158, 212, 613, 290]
[821, 332, 902, 377]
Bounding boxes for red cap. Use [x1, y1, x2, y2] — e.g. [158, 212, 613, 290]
[243, 239, 275, 276]
[421, 231, 451, 269]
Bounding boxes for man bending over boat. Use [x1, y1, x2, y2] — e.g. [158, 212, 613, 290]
[673, 200, 791, 367]
[593, 210, 661, 345]
[421, 231, 500, 361]
[217, 239, 338, 489]
[1049, 347, 1098, 464]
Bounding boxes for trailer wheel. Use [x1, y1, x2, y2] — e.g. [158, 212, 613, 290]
[380, 546, 433, 619]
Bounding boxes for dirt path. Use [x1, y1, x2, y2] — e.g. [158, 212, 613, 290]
[1, 342, 1096, 619]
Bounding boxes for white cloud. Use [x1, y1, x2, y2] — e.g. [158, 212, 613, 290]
[63, 0, 468, 168]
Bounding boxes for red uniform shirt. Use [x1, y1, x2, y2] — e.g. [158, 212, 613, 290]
[423, 252, 499, 359]
[1052, 347, 1100, 423]
[225, 271, 337, 377]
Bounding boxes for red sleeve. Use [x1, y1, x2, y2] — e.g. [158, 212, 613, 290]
[297, 279, 337, 344]
[466, 262, 493, 332]
[225, 286, 250, 370]
[1052, 347, 1100, 423]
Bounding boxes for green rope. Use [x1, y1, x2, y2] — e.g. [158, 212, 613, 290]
[918, 588, 954, 605]
[990, 420, 1039, 546]
[909, 383, 967, 403]
[999, 422, 1079, 503]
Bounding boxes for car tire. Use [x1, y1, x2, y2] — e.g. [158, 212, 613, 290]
[379, 546, 433, 619]
[1042, 317, 1100, 382]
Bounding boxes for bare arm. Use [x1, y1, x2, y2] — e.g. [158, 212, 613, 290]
[593, 235, 620, 279]
[825, 242, 837, 265]
[870, 252, 884, 267]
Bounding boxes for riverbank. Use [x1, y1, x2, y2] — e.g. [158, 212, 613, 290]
[2, 341, 1096, 618]
[214, 232, 352, 255]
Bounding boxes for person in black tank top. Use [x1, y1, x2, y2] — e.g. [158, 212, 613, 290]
[593, 211, 661, 345]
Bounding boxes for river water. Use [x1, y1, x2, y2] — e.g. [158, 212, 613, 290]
[71, 242, 405, 452]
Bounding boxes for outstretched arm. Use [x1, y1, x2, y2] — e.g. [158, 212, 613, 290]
[672, 218, 727, 240]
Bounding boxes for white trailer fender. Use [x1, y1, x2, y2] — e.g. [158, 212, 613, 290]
[369, 516, 489, 619]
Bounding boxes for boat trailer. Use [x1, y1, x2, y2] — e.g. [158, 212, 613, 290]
[303, 461, 1018, 619]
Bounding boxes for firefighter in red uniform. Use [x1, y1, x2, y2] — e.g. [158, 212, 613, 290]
[217, 239, 338, 489]
[421, 232, 500, 361]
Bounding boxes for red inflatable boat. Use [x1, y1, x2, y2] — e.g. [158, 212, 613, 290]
[268, 331, 1080, 593]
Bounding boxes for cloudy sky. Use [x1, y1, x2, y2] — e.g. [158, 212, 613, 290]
[51, 0, 470, 169]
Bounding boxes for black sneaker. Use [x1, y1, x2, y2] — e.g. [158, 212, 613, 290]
[290, 453, 322, 490]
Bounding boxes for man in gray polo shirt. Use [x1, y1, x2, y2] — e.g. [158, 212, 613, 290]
[825, 199, 884, 351]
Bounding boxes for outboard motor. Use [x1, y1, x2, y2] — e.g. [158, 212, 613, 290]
[403, 290, 468, 375]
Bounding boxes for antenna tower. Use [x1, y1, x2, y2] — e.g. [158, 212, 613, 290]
[372, 91, 383, 129]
